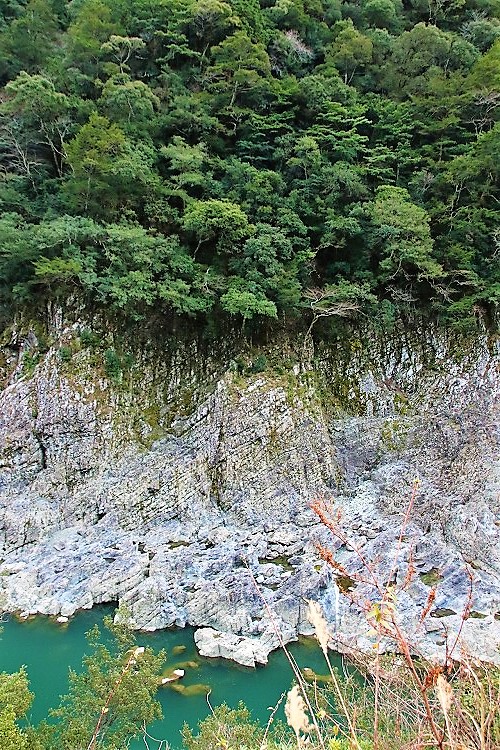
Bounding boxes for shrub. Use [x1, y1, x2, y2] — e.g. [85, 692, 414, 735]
[104, 348, 122, 382]
[58, 346, 72, 363]
[79, 330, 101, 349]
[181, 703, 264, 750]
[249, 354, 268, 374]
[22, 351, 39, 376]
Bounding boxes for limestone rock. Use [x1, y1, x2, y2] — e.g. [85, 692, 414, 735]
[194, 628, 270, 667]
[0, 319, 499, 665]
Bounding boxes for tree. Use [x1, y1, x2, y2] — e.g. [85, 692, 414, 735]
[100, 34, 146, 75]
[369, 185, 444, 293]
[94, 225, 206, 314]
[0, 669, 33, 750]
[161, 136, 210, 193]
[467, 39, 500, 93]
[64, 113, 157, 219]
[383, 23, 468, 98]
[0, 213, 37, 303]
[287, 135, 321, 179]
[182, 702, 264, 750]
[0, 0, 58, 78]
[182, 198, 253, 256]
[461, 16, 500, 53]
[0, 0, 26, 33]
[327, 20, 373, 84]
[64, 113, 125, 215]
[29, 217, 210, 316]
[187, 0, 240, 52]
[228, 221, 311, 313]
[2, 73, 72, 178]
[98, 75, 160, 138]
[45, 618, 165, 750]
[65, 0, 120, 77]
[446, 122, 500, 201]
[205, 31, 272, 110]
[225, 164, 286, 220]
[306, 102, 370, 163]
[363, 0, 402, 30]
[220, 277, 277, 321]
[304, 279, 376, 339]
[33, 256, 83, 291]
[226, 0, 268, 39]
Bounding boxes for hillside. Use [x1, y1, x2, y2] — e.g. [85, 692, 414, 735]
[0, 0, 499, 332]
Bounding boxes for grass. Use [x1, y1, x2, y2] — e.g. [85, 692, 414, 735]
[176, 480, 500, 750]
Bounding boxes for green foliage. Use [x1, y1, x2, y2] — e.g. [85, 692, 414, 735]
[65, 0, 120, 77]
[79, 329, 102, 348]
[0, 214, 37, 301]
[220, 274, 278, 320]
[206, 31, 273, 110]
[0, 0, 497, 331]
[249, 353, 268, 373]
[22, 351, 40, 375]
[181, 702, 264, 750]
[182, 199, 253, 255]
[64, 113, 157, 220]
[467, 38, 500, 91]
[58, 346, 72, 362]
[0, 668, 33, 750]
[0, 619, 170, 750]
[98, 75, 160, 138]
[0, 0, 59, 78]
[327, 21, 373, 83]
[104, 347, 133, 382]
[369, 186, 443, 289]
[46, 618, 165, 750]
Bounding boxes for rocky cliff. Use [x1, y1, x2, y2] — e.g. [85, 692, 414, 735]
[1, 310, 499, 666]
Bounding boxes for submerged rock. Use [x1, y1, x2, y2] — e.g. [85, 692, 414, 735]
[160, 668, 185, 684]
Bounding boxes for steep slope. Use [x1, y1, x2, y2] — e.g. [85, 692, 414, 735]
[1, 313, 499, 665]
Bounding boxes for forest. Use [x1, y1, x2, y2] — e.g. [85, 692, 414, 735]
[0, 0, 499, 332]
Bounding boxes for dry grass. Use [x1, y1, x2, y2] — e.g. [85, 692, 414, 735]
[304, 483, 500, 750]
[183, 482, 500, 750]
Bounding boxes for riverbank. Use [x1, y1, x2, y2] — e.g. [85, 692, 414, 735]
[1, 317, 499, 664]
[0, 606, 331, 749]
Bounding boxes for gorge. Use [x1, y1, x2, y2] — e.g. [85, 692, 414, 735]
[1, 310, 499, 667]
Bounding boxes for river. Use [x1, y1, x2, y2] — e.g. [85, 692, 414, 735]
[0, 606, 338, 749]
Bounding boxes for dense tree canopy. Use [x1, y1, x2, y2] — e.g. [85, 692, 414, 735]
[0, 0, 498, 330]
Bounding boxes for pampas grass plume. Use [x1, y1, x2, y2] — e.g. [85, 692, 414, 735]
[307, 599, 329, 656]
[285, 685, 311, 743]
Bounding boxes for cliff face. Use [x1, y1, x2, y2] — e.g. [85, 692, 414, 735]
[1, 311, 499, 666]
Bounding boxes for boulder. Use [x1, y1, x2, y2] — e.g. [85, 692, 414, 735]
[194, 628, 270, 668]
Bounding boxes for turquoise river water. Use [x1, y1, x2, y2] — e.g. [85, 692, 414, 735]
[0, 605, 338, 749]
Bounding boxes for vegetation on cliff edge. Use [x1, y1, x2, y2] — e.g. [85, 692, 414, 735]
[0, 0, 498, 333]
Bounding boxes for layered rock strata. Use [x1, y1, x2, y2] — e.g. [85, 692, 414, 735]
[1, 316, 499, 665]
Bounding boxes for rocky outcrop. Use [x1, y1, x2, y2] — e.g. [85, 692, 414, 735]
[194, 628, 274, 668]
[0, 313, 499, 665]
